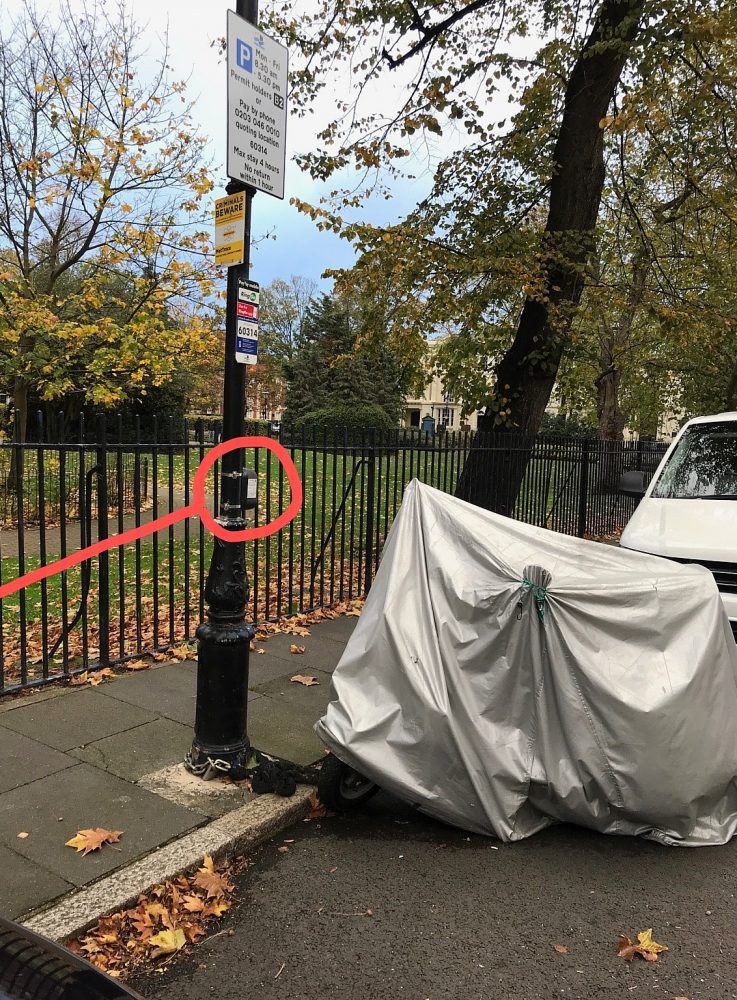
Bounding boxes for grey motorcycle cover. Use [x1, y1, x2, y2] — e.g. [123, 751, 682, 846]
[315, 480, 737, 845]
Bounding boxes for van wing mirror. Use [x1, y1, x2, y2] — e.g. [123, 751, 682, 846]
[619, 470, 647, 498]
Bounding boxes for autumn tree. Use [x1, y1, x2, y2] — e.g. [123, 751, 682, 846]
[265, 0, 734, 508]
[259, 275, 318, 370]
[556, 31, 737, 439]
[0, 0, 217, 444]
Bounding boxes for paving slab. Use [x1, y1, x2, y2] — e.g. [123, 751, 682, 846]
[308, 615, 359, 643]
[0, 763, 205, 887]
[246, 696, 325, 766]
[0, 689, 157, 751]
[100, 661, 198, 725]
[70, 718, 193, 781]
[0, 726, 76, 793]
[0, 844, 73, 920]
[0, 686, 73, 716]
[248, 650, 310, 686]
[251, 669, 334, 716]
[259, 631, 346, 673]
[102, 661, 261, 727]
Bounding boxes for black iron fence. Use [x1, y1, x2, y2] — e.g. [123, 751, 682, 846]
[0, 417, 668, 694]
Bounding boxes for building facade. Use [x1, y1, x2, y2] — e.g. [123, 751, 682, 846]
[402, 369, 482, 432]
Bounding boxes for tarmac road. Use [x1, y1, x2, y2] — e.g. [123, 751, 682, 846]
[132, 792, 737, 1000]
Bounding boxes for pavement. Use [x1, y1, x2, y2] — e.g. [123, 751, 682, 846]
[0, 612, 357, 921]
[132, 791, 737, 1000]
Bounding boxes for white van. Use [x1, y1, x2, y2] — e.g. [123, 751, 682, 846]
[619, 412, 737, 637]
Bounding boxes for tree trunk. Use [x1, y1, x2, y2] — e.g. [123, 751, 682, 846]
[596, 367, 626, 440]
[458, 0, 645, 511]
[725, 365, 737, 411]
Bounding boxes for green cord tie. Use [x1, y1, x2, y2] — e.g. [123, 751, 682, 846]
[519, 578, 548, 623]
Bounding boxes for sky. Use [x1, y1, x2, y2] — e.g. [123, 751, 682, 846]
[1, 0, 428, 291]
[127, 0, 426, 290]
[131, 0, 357, 289]
[2, 0, 527, 297]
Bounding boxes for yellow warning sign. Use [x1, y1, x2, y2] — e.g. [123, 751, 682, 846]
[214, 192, 246, 266]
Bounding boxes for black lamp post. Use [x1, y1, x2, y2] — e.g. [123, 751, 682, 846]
[185, 0, 259, 780]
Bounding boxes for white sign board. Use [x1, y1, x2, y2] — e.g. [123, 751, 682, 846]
[227, 11, 288, 199]
[236, 278, 260, 364]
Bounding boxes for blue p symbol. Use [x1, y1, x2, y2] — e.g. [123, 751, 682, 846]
[236, 40, 253, 72]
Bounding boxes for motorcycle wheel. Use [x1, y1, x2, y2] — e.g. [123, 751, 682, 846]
[317, 753, 379, 811]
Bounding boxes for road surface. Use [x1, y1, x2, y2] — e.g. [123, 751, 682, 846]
[132, 792, 737, 999]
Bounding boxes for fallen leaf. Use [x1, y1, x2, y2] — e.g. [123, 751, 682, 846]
[329, 866, 338, 874]
[89, 668, 115, 686]
[148, 928, 185, 957]
[70, 672, 89, 686]
[181, 894, 206, 913]
[192, 855, 233, 899]
[637, 928, 668, 955]
[130, 910, 155, 941]
[617, 935, 638, 961]
[277, 846, 289, 854]
[290, 673, 319, 686]
[306, 791, 328, 820]
[553, 944, 568, 954]
[144, 902, 173, 929]
[617, 929, 669, 962]
[169, 644, 195, 661]
[65, 828, 123, 855]
[124, 659, 150, 671]
[202, 899, 230, 918]
[184, 924, 206, 943]
[289, 644, 306, 655]
[17, 832, 29, 839]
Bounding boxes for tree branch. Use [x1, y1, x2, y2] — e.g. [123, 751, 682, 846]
[382, 0, 495, 69]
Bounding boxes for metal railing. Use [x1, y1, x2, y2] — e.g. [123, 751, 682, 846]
[0, 418, 667, 694]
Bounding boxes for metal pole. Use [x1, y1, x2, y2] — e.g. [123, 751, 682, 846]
[186, 0, 258, 779]
[364, 431, 376, 594]
[96, 412, 110, 666]
[577, 437, 591, 539]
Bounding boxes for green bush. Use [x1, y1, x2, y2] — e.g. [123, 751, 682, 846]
[293, 402, 396, 440]
[298, 402, 395, 431]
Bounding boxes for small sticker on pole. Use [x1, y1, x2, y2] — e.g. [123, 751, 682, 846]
[236, 279, 259, 365]
[214, 191, 246, 266]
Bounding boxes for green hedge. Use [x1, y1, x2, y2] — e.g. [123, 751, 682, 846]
[294, 402, 396, 434]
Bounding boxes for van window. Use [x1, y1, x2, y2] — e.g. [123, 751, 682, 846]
[652, 422, 737, 499]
